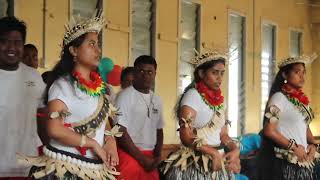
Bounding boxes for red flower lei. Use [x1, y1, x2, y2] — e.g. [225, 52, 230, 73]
[282, 84, 309, 106]
[195, 81, 224, 110]
[72, 71, 105, 97]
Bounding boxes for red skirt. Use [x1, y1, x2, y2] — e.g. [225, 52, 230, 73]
[0, 178, 31, 180]
[117, 148, 159, 180]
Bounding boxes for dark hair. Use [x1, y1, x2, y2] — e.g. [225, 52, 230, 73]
[120, 66, 135, 81]
[41, 71, 52, 84]
[133, 55, 157, 70]
[0, 16, 26, 43]
[262, 62, 305, 126]
[258, 62, 305, 180]
[175, 58, 226, 119]
[193, 58, 226, 83]
[43, 33, 87, 104]
[24, 44, 38, 52]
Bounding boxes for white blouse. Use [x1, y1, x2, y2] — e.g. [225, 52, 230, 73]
[268, 92, 308, 150]
[181, 88, 225, 146]
[48, 76, 106, 158]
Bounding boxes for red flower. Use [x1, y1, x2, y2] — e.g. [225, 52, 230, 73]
[72, 71, 104, 91]
[196, 81, 224, 106]
[282, 84, 309, 105]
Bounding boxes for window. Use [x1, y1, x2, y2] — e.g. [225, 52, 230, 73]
[131, 0, 156, 64]
[228, 13, 246, 137]
[71, 0, 101, 18]
[178, 0, 200, 94]
[71, 0, 103, 48]
[0, 0, 14, 17]
[289, 30, 302, 57]
[261, 24, 276, 122]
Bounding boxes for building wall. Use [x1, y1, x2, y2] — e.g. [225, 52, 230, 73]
[310, 6, 320, 136]
[15, 0, 69, 72]
[14, 0, 319, 143]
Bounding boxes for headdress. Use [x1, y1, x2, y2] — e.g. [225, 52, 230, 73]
[278, 53, 317, 68]
[62, 10, 105, 47]
[189, 49, 229, 68]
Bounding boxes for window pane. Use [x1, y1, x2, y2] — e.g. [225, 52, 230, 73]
[228, 14, 246, 137]
[0, 0, 8, 17]
[290, 31, 302, 57]
[71, 0, 102, 48]
[131, 0, 155, 64]
[178, 0, 200, 94]
[72, 0, 99, 18]
[261, 24, 276, 123]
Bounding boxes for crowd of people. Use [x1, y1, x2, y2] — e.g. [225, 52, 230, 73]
[0, 9, 319, 180]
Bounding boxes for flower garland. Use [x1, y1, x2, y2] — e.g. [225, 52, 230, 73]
[72, 71, 106, 97]
[281, 83, 314, 124]
[195, 81, 224, 111]
[281, 84, 309, 106]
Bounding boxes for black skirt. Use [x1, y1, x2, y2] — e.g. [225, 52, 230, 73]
[29, 166, 81, 180]
[271, 158, 316, 180]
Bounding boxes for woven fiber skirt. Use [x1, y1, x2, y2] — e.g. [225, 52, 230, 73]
[272, 158, 316, 180]
[160, 147, 235, 180]
[29, 166, 81, 180]
[163, 163, 234, 180]
[17, 145, 119, 180]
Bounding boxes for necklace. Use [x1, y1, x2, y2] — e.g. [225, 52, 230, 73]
[195, 81, 224, 111]
[281, 84, 314, 124]
[138, 91, 153, 118]
[281, 84, 309, 106]
[72, 71, 106, 97]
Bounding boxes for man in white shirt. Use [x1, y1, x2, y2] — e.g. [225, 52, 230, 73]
[0, 16, 47, 178]
[115, 55, 164, 180]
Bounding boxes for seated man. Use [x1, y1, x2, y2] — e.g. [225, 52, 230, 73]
[115, 55, 164, 180]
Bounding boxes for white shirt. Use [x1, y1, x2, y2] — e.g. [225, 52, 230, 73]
[48, 76, 106, 158]
[0, 63, 45, 177]
[115, 86, 164, 150]
[268, 92, 308, 150]
[181, 88, 223, 146]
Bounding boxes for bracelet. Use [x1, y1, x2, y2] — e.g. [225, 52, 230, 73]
[309, 143, 320, 152]
[49, 111, 71, 119]
[224, 139, 233, 147]
[79, 135, 87, 147]
[193, 136, 204, 150]
[287, 139, 296, 150]
[104, 125, 123, 138]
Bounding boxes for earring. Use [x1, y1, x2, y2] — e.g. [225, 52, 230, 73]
[73, 56, 77, 62]
[284, 79, 287, 84]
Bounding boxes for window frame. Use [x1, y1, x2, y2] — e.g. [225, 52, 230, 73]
[177, 0, 202, 95]
[260, 20, 278, 127]
[227, 9, 247, 137]
[129, 0, 157, 65]
[289, 28, 303, 57]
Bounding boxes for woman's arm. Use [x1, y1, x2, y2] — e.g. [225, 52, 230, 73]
[264, 122, 295, 149]
[179, 105, 223, 171]
[220, 125, 238, 151]
[306, 127, 317, 160]
[264, 119, 307, 162]
[102, 118, 119, 166]
[47, 99, 108, 164]
[220, 125, 240, 173]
